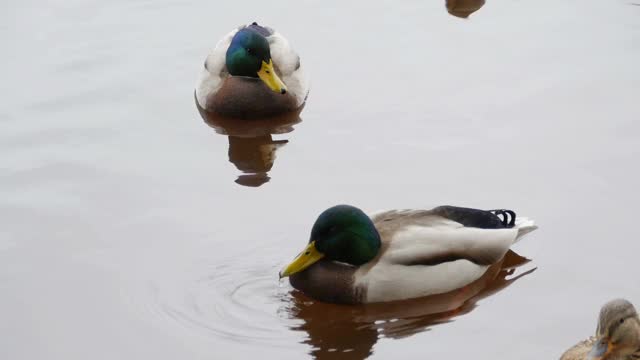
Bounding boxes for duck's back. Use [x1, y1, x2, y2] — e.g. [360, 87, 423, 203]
[560, 337, 595, 360]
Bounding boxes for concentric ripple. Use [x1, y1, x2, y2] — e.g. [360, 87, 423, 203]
[130, 246, 303, 348]
[125, 246, 536, 359]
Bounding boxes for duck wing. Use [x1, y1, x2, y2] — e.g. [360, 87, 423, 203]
[371, 207, 537, 267]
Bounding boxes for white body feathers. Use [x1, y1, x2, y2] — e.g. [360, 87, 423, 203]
[355, 211, 537, 303]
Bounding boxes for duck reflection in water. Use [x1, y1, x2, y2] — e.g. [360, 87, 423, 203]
[446, 0, 486, 18]
[198, 105, 302, 187]
[284, 250, 534, 360]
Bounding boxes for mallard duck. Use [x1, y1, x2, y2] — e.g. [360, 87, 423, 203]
[195, 22, 309, 118]
[446, 0, 486, 18]
[279, 204, 537, 304]
[560, 299, 640, 360]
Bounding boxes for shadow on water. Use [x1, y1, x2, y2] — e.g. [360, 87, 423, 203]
[446, 0, 486, 18]
[285, 250, 535, 360]
[197, 105, 302, 187]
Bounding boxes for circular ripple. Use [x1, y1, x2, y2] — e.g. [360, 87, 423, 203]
[132, 247, 302, 347]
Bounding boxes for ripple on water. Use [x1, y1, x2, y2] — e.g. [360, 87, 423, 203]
[134, 249, 302, 348]
[129, 248, 535, 359]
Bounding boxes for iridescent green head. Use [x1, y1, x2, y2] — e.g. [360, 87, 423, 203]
[225, 23, 287, 94]
[280, 205, 381, 278]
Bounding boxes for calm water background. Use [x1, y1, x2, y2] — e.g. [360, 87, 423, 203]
[2, 0, 640, 359]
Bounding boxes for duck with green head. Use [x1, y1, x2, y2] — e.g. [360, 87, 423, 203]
[561, 299, 640, 360]
[196, 23, 309, 118]
[280, 204, 538, 304]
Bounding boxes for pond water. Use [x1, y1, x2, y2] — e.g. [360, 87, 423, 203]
[2, 0, 639, 359]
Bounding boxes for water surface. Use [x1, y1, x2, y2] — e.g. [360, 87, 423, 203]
[2, 0, 640, 359]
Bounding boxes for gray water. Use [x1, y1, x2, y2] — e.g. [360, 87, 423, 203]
[2, 0, 640, 359]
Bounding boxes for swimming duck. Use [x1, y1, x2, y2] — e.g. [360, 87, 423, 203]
[560, 299, 640, 360]
[446, 0, 486, 18]
[196, 22, 309, 118]
[279, 205, 537, 304]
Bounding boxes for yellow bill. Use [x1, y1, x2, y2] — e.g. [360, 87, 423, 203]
[257, 60, 288, 94]
[279, 241, 324, 278]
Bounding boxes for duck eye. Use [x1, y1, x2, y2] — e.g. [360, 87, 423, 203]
[246, 48, 253, 54]
[620, 318, 625, 324]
